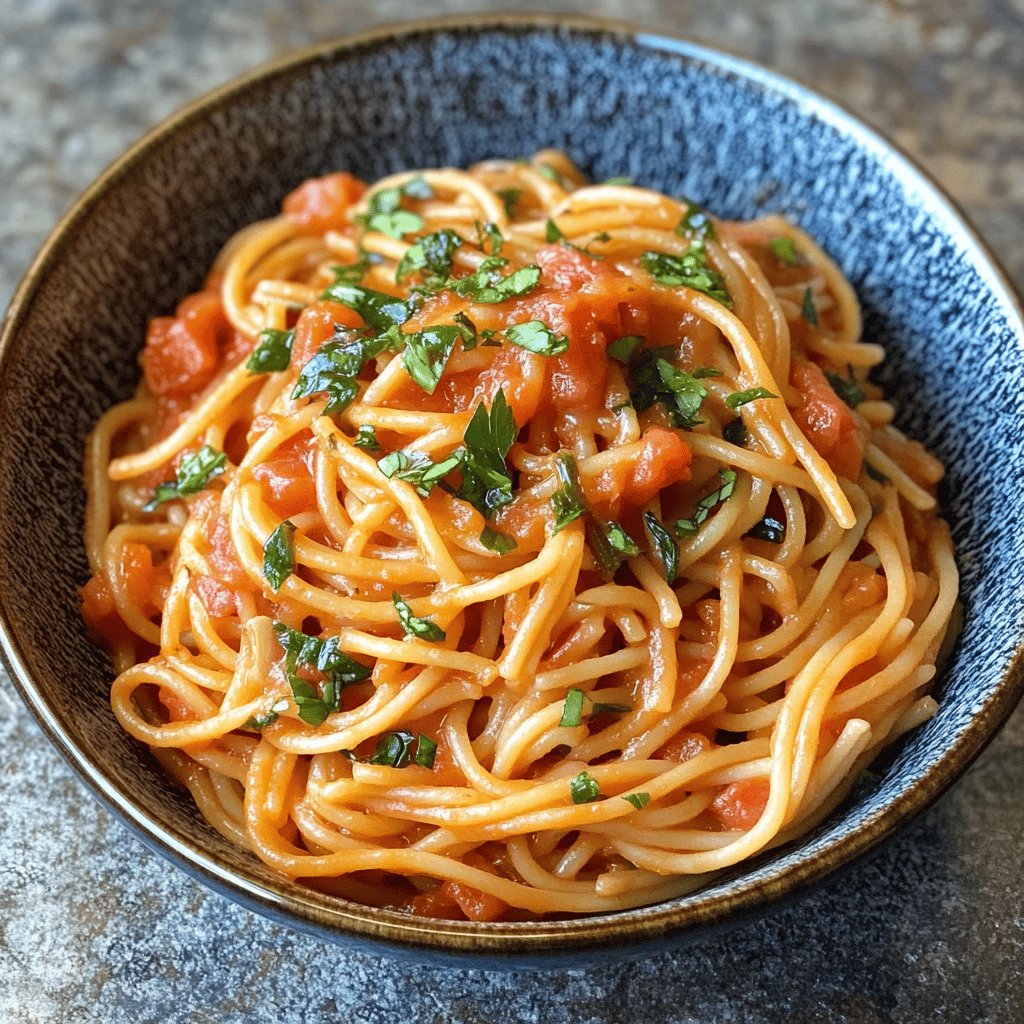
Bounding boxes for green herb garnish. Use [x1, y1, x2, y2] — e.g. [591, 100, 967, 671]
[393, 592, 445, 642]
[622, 792, 651, 810]
[769, 237, 800, 266]
[143, 445, 227, 512]
[825, 371, 865, 408]
[262, 520, 296, 592]
[448, 257, 541, 305]
[723, 419, 748, 447]
[457, 389, 518, 518]
[560, 688, 586, 728]
[243, 698, 289, 731]
[570, 771, 602, 804]
[363, 178, 431, 239]
[725, 387, 778, 410]
[675, 469, 738, 537]
[377, 449, 462, 497]
[801, 287, 819, 326]
[480, 526, 517, 554]
[414, 734, 438, 768]
[628, 347, 720, 429]
[643, 511, 679, 583]
[319, 282, 412, 333]
[291, 331, 395, 413]
[641, 247, 732, 307]
[396, 228, 462, 284]
[745, 516, 786, 543]
[497, 187, 522, 218]
[607, 334, 643, 364]
[506, 319, 569, 356]
[402, 325, 461, 394]
[246, 328, 294, 374]
[675, 202, 716, 242]
[353, 425, 381, 451]
[369, 731, 416, 767]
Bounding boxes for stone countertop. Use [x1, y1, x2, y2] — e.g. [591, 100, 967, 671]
[1, 2, 1021, 1021]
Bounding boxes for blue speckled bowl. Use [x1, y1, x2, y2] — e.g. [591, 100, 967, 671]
[1, 15, 1022, 968]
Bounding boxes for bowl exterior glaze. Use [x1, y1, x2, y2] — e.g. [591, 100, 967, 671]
[1, 15, 1022, 967]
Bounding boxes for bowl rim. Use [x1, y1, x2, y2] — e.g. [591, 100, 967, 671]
[1, 11, 1023, 960]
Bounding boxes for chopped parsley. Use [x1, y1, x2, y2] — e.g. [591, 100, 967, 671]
[447, 257, 541, 305]
[368, 731, 416, 767]
[560, 688, 586, 728]
[353, 424, 381, 451]
[318, 282, 412, 333]
[643, 511, 679, 584]
[243, 698, 289, 731]
[627, 346, 720, 429]
[622, 792, 651, 810]
[506, 319, 568, 356]
[602, 176, 633, 186]
[395, 228, 462, 285]
[570, 771, 602, 804]
[401, 325, 461, 394]
[675, 469, 738, 537]
[607, 334, 643, 364]
[769, 237, 800, 265]
[457, 389, 518, 518]
[536, 163, 562, 184]
[641, 247, 732, 307]
[291, 330, 395, 414]
[363, 177, 432, 239]
[414, 734, 438, 768]
[476, 220, 504, 256]
[328, 255, 373, 285]
[801, 287, 819, 326]
[262, 520, 296, 592]
[246, 328, 294, 373]
[377, 449, 462, 497]
[725, 387, 778, 410]
[544, 218, 606, 260]
[143, 445, 227, 512]
[393, 592, 445, 642]
[675, 202, 716, 242]
[825, 371, 866, 408]
[480, 525, 517, 554]
[551, 453, 587, 533]
[273, 622, 371, 727]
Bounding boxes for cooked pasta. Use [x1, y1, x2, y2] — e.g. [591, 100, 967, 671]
[80, 151, 958, 920]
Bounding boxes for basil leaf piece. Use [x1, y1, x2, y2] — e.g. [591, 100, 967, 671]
[353, 425, 381, 451]
[607, 334, 643, 364]
[291, 331, 395, 414]
[263, 520, 296, 592]
[369, 731, 416, 767]
[364, 178, 431, 239]
[745, 516, 786, 543]
[448, 258, 541, 304]
[537, 163, 561, 183]
[458, 389, 518, 518]
[402, 325, 461, 394]
[497, 187, 522, 218]
[243, 698, 290, 731]
[246, 328, 294, 373]
[560, 688, 586, 728]
[825, 371, 865, 408]
[551, 453, 587, 533]
[378, 449, 462, 497]
[452, 311, 479, 351]
[675, 469, 738, 537]
[143, 445, 227, 512]
[414, 734, 438, 769]
[396, 228, 462, 284]
[801, 287, 819, 326]
[769, 237, 800, 265]
[723, 419, 748, 447]
[602, 176, 633, 186]
[476, 220, 504, 256]
[604, 520, 641, 556]
[622, 792, 651, 810]
[393, 592, 446, 642]
[725, 387, 778, 410]
[480, 525, 517, 554]
[570, 771, 602, 804]
[591, 702, 632, 715]
[641, 247, 732, 307]
[319, 282, 413, 332]
[506, 319, 569, 356]
[675, 202, 716, 242]
[643, 511, 679, 584]
[328, 255, 372, 286]
[545, 218, 564, 243]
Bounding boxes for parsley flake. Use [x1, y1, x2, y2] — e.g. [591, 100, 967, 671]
[641, 248, 732, 307]
[506, 319, 569, 356]
[769, 237, 801, 265]
[457, 390, 518, 518]
[570, 771, 602, 804]
[393, 592, 445, 642]
[262, 520, 296, 592]
[825, 371, 865, 408]
[246, 328, 294, 374]
[622, 792, 651, 810]
[643, 511, 679, 583]
[143, 445, 227, 512]
[378, 449, 462, 497]
[725, 387, 778, 409]
[675, 469, 738, 537]
[801, 287, 819, 326]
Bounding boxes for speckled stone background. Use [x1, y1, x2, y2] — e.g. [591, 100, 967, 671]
[1, 1, 1022, 1021]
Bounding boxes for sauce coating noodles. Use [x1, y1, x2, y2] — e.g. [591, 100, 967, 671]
[82, 152, 958, 920]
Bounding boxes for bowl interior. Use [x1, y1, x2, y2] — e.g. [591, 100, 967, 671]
[1, 17, 1022, 963]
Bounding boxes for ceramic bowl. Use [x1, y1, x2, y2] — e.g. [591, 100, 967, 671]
[1, 15, 1022, 968]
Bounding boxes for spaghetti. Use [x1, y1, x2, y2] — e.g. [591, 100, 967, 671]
[81, 151, 958, 920]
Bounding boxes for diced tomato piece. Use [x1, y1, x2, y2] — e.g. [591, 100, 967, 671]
[80, 573, 120, 642]
[252, 435, 318, 518]
[194, 574, 238, 618]
[711, 778, 771, 831]
[656, 731, 712, 762]
[119, 542, 161, 613]
[536, 244, 619, 291]
[291, 301, 365, 366]
[469, 343, 547, 424]
[790, 360, 865, 480]
[409, 888, 466, 920]
[622, 428, 693, 506]
[142, 291, 231, 398]
[207, 514, 252, 589]
[439, 879, 509, 922]
[283, 171, 366, 235]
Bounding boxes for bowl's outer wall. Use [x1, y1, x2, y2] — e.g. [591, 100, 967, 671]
[1, 19, 1023, 962]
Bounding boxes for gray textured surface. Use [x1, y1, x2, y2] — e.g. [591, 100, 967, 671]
[1, 1, 1022, 1021]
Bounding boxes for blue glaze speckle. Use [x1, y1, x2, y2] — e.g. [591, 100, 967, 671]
[0, 19, 1021, 967]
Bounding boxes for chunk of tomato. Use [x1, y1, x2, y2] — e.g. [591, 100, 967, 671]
[711, 778, 771, 831]
[790, 360, 864, 480]
[283, 171, 366, 235]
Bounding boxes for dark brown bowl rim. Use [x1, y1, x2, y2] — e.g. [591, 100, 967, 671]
[1, 12, 1023, 959]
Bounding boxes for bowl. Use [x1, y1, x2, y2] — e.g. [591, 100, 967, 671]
[1, 14, 1022, 968]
